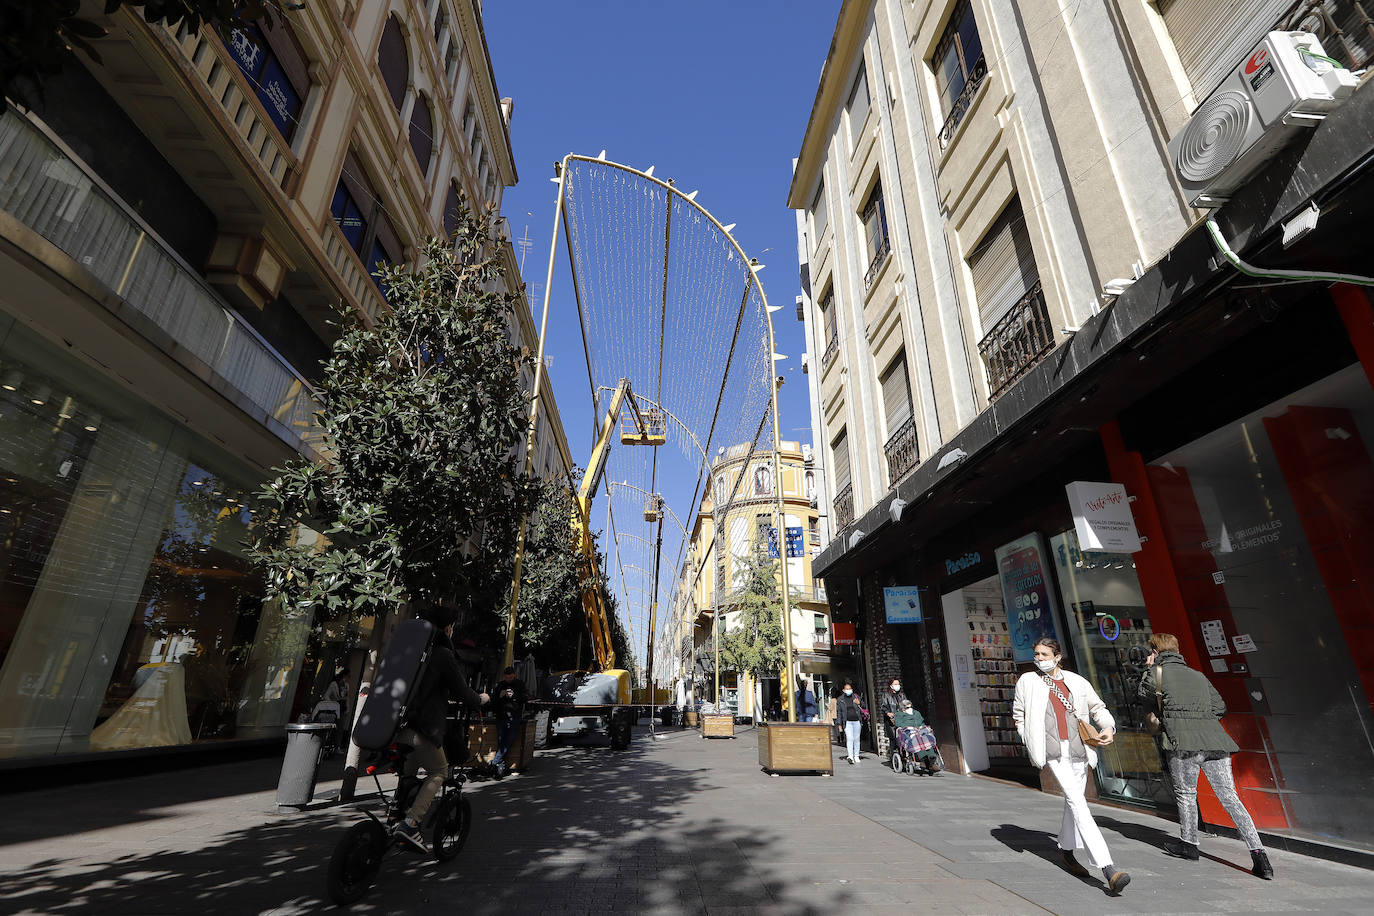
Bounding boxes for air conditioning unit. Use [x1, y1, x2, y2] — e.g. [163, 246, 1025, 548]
[1169, 32, 1358, 208]
[801, 443, 814, 464]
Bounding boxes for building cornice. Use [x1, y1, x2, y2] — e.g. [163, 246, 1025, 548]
[786, 0, 865, 209]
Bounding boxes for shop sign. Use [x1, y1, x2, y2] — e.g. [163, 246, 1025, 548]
[1066, 481, 1141, 553]
[832, 622, 857, 645]
[944, 550, 982, 576]
[882, 586, 924, 624]
[995, 533, 1065, 663]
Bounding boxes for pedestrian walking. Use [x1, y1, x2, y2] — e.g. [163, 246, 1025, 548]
[1138, 633, 1272, 879]
[879, 676, 909, 751]
[1013, 637, 1131, 895]
[836, 680, 865, 764]
[795, 678, 819, 723]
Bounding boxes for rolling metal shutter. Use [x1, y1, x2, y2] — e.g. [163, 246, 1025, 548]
[969, 199, 1038, 334]
[1161, 0, 1293, 105]
[832, 432, 851, 492]
[880, 355, 912, 431]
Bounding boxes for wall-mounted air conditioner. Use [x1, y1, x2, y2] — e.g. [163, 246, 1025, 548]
[1168, 32, 1358, 208]
[801, 444, 814, 464]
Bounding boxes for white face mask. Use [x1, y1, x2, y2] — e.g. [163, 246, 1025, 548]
[902, 707, 913, 715]
[891, 684, 901, 692]
[1035, 658, 1058, 673]
[843, 688, 853, 696]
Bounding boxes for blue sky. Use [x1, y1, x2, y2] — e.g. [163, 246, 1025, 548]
[485, 0, 839, 455]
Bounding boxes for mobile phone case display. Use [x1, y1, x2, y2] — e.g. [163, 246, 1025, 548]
[966, 597, 1027, 762]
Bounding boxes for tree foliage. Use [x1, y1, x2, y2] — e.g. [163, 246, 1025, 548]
[2, 1, 294, 112]
[248, 199, 539, 632]
[717, 540, 787, 681]
[495, 473, 584, 657]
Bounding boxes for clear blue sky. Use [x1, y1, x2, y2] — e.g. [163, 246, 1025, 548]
[485, 0, 839, 455]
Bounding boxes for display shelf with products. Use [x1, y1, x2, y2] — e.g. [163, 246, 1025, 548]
[967, 598, 1028, 763]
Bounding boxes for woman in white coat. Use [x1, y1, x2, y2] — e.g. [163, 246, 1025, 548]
[1013, 637, 1131, 895]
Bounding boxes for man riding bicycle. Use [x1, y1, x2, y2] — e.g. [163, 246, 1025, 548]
[393, 606, 488, 851]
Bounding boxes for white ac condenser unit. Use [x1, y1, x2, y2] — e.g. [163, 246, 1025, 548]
[1169, 31, 1358, 208]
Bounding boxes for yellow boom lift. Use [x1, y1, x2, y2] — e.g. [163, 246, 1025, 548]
[536, 378, 663, 750]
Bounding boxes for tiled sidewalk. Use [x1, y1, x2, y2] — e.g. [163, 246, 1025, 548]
[0, 726, 1368, 914]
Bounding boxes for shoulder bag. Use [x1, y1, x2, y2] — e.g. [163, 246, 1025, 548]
[1144, 666, 1165, 736]
[1043, 675, 1106, 747]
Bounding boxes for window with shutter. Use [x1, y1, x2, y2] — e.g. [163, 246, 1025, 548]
[832, 430, 851, 492]
[847, 68, 870, 141]
[811, 182, 828, 241]
[378, 16, 409, 112]
[880, 354, 911, 431]
[969, 197, 1038, 333]
[821, 290, 836, 343]
[442, 182, 462, 238]
[1160, 0, 1293, 104]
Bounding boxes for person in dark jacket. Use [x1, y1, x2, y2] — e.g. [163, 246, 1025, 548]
[491, 665, 528, 777]
[393, 608, 488, 851]
[795, 678, 819, 722]
[1139, 632, 1271, 879]
[878, 676, 909, 758]
[835, 681, 865, 764]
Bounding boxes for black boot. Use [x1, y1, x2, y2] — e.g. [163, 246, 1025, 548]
[1251, 849, 1273, 880]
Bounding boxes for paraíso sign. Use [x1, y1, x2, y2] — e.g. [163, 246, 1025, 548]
[945, 551, 982, 576]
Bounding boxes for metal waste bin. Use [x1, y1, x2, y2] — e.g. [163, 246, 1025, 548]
[276, 722, 333, 809]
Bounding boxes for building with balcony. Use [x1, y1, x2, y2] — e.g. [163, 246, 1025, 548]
[0, 1, 570, 769]
[790, 0, 1374, 858]
[657, 441, 849, 720]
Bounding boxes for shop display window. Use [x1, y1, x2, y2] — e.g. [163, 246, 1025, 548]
[962, 577, 1027, 763]
[1051, 530, 1169, 808]
[1148, 363, 1374, 850]
[0, 322, 316, 759]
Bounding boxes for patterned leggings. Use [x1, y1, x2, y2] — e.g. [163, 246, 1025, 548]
[1167, 750, 1263, 850]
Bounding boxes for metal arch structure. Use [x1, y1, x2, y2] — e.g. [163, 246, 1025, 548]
[511, 152, 798, 721]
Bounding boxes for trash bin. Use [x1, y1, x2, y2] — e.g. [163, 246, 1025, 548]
[276, 722, 333, 809]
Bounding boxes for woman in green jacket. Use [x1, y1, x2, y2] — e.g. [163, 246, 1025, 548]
[1139, 633, 1271, 879]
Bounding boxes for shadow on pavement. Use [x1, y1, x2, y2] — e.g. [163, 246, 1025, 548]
[0, 729, 843, 914]
[990, 823, 1111, 895]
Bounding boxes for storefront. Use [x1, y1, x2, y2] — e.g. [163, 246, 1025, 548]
[0, 317, 318, 761]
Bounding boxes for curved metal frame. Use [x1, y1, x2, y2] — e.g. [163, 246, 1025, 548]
[512, 153, 796, 721]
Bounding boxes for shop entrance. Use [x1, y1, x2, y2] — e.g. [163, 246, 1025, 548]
[941, 575, 1035, 781]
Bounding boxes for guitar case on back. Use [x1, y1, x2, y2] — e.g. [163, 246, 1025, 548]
[352, 618, 435, 750]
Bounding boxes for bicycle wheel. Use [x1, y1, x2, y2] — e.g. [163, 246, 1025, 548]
[431, 793, 472, 862]
[326, 820, 386, 905]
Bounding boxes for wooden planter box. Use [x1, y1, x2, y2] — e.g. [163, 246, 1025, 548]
[684, 710, 699, 727]
[465, 720, 536, 771]
[700, 714, 735, 739]
[757, 722, 833, 775]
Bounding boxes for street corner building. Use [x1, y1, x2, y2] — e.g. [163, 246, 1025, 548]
[0, 2, 570, 772]
[789, 0, 1374, 859]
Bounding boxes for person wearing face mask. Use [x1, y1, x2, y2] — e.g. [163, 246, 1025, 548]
[1012, 637, 1130, 895]
[893, 697, 941, 774]
[1138, 633, 1271, 879]
[835, 680, 864, 764]
[878, 676, 909, 753]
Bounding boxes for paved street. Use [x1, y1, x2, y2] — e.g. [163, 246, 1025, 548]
[1, 725, 1369, 914]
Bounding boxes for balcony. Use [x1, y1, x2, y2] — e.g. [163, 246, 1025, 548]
[938, 56, 987, 150]
[821, 333, 839, 371]
[978, 280, 1054, 401]
[812, 631, 832, 650]
[790, 585, 829, 604]
[0, 110, 323, 455]
[862, 234, 891, 291]
[883, 415, 920, 484]
[833, 483, 855, 529]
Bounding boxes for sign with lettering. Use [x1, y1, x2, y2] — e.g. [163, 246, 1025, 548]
[995, 532, 1065, 663]
[944, 550, 983, 576]
[1066, 481, 1141, 553]
[785, 526, 804, 558]
[882, 587, 924, 624]
[832, 622, 857, 645]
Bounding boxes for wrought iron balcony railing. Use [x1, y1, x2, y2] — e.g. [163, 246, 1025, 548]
[978, 280, 1054, 401]
[812, 631, 832, 650]
[833, 483, 855, 530]
[939, 56, 988, 150]
[863, 234, 891, 290]
[884, 415, 920, 484]
[789, 585, 829, 604]
[0, 110, 324, 455]
[821, 333, 839, 371]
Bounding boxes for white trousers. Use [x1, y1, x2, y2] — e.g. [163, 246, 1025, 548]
[1046, 746, 1112, 869]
